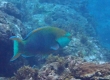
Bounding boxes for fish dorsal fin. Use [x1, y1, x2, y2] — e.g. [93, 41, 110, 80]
[24, 27, 56, 40]
[24, 28, 43, 40]
[23, 31, 33, 40]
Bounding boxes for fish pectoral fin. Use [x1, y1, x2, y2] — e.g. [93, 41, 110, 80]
[50, 43, 59, 50]
[10, 53, 21, 61]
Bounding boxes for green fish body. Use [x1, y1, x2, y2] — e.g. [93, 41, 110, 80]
[10, 27, 71, 61]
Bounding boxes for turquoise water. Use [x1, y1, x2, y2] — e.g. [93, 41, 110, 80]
[88, 0, 110, 49]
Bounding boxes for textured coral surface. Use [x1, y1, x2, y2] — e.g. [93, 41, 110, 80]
[5, 56, 110, 80]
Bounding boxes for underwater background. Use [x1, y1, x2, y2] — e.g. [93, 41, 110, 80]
[0, 0, 110, 80]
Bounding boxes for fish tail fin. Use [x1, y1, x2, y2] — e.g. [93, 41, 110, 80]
[10, 36, 24, 61]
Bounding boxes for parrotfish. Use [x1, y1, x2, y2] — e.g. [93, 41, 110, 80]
[10, 27, 71, 61]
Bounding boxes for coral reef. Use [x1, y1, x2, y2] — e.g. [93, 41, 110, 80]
[13, 66, 38, 80]
[0, 0, 110, 79]
[63, 32, 110, 63]
[71, 62, 110, 79]
[6, 55, 110, 80]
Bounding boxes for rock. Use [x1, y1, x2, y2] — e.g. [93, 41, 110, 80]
[0, 1, 22, 19]
[0, 1, 25, 77]
[0, 10, 24, 39]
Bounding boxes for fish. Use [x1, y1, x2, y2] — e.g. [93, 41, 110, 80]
[10, 27, 71, 61]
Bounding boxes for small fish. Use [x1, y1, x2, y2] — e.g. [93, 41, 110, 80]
[10, 27, 71, 61]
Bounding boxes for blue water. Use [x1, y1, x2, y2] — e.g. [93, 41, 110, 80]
[87, 0, 110, 49]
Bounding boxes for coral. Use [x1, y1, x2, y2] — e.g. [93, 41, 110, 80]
[46, 55, 71, 75]
[46, 54, 65, 63]
[12, 66, 38, 80]
[70, 62, 110, 79]
[6, 55, 110, 80]
[80, 35, 88, 45]
[71, 62, 99, 78]
[43, 56, 110, 80]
